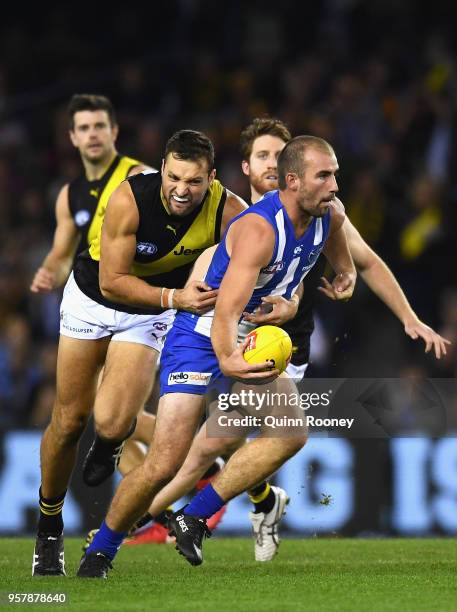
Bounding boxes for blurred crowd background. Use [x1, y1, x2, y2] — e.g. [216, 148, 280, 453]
[1, 0, 456, 430]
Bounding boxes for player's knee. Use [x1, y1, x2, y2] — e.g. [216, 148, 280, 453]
[144, 460, 178, 489]
[213, 438, 242, 460]
[191, 437, 240, 469]
[281, 434, 308, 459]
[94, 413, 134, 442]
[52, 409, 88, 444]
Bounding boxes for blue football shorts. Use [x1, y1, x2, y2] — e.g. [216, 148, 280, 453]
[160, 325, 231, 396]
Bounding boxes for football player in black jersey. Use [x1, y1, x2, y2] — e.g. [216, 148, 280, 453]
[31, 94, 148, 294]
[32, 128, 247, 577]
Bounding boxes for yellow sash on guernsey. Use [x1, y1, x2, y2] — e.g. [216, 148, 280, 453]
[131, 180, 224, 277]
[88, 156, 141, 260]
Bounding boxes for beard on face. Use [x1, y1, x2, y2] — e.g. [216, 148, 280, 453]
[249, 172, 278, 198]
[299, 192, 335, 218]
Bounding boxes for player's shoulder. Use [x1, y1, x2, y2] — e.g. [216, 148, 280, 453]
[127, 168, 160, 190]
[232, 205, 275, 239]
[125, 160, 156, 177]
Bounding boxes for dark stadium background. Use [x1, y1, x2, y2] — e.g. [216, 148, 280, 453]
[1, 1, 456, 537]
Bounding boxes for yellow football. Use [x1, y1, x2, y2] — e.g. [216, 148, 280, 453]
[243, 325, 292, 374]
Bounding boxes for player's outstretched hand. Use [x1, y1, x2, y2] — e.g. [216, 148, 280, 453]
[30, 267, 56, 293]
[318, 272, 356, 301]
[174, 280, 218, 315]
[219, 337, 280, 383]
[242, 295, 299, 326]
[404, 318, 451, 359]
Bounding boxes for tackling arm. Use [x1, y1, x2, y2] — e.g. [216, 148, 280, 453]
[345, 217, 450, 358]
[99, 182, 218, 313]
[320, 200, 357, 300]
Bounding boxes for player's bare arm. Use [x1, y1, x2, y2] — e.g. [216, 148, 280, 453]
[187, 245, 218, 284]
[219, 190, 249, 235]
[30, 184, 80, 292]
[99, 182, 217, 313]
[211, 214, 280, 380]
[344, 217, 450, 359]
[319, 199, 356, 300]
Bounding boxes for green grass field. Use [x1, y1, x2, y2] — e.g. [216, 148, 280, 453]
[1, 538, 457, 611]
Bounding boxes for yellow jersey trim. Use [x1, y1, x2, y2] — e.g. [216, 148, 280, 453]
[88, 156, 141, 260]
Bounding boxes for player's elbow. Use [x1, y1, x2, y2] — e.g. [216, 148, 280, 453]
[99, 273, 118, 300]
[356, 253, 379, 276]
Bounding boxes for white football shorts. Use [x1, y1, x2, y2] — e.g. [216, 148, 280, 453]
[59, 273, 175, 352]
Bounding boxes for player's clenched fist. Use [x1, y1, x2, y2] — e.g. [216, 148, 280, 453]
[30, 267, 57, 293]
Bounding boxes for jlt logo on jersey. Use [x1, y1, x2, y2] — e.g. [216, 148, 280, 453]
[137, 242, 158, 256]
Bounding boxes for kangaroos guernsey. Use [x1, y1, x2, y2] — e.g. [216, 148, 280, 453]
[68, 154, 141, 256]
[282, 254, 326, 365]
[246, 199, 327, 367]
[174, 190, 331, 337]
[73, 170, 227, 315]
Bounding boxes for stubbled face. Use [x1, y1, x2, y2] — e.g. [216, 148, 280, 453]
[242, 134, 286, 200]
[161, 153, 216, 216]
[69, 110, 118, 164]
[294, 148, 339, 217]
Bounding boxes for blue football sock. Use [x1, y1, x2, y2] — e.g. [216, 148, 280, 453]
[184, 484, 225, 519]
[86, 520, 127, 561]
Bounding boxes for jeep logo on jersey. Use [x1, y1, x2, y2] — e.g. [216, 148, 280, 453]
[260, 261, 284, 274]
[137, 242, 158, 256]
[173, 246, 205, 256]
[74, 210, 91, 227]
[168, 372, 212, 385]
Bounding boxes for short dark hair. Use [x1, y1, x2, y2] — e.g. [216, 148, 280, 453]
[67, 94, 116, 130]
[240, 117, 291, 160]
[277, 135, 335, 190]
[164, 130, 215, 172]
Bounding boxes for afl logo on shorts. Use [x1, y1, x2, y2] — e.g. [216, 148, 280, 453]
[74, 210, 91, 227]
[137, 242, 158, 256]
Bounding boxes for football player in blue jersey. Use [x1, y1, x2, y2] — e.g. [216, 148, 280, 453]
[104, 118, 450, 563]
[77, 135, 356, 576]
